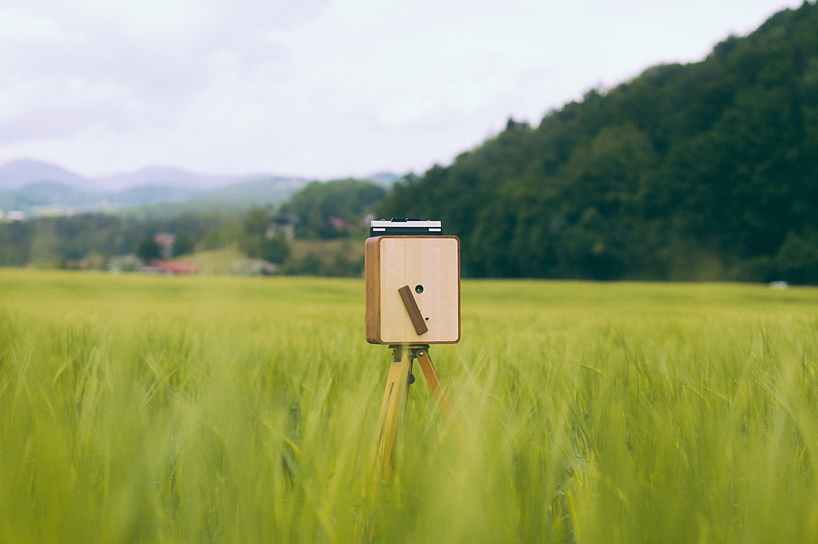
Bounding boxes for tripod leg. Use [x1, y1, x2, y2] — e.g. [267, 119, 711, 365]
[366, 348, 415, 541]
[374, 346, 413, 480]
[414, 348, 462, 443]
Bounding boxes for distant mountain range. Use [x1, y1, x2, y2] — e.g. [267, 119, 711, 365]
[0, 159, 401, 218]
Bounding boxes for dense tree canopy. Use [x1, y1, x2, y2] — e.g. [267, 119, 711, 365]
[282, 178, 386, 238]
[379, 2, 818, 283]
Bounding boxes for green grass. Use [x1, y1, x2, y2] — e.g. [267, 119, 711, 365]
[2, 270, 818, 542]
[174, 244, 247, 274]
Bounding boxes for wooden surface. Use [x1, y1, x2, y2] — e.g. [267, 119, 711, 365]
[397, 285, 428, 335]
[365, 235, 460, 344]
[373, 347, 413, 481]
[364, 237, 382, 343]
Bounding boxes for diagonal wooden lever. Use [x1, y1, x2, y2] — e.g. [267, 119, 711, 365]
[398, 285, 428, 335]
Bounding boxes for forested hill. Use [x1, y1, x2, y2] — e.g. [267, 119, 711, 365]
[379, 2, 818, 283]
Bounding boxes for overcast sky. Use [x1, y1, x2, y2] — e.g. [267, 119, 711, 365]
[0, 0, 807, 180]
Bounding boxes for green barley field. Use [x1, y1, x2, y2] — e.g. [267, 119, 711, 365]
[2, 269, 817, 543]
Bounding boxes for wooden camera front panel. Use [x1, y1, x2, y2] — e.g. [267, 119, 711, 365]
[365, 235, 460, 345]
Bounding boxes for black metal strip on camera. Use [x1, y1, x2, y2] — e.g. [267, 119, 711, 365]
[369, 219, 443, 237]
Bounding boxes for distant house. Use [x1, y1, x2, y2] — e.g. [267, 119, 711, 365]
[327, 217, 354, 233]
[153, 233, 177, 259]
[144, 259, 198, 275]
[266, 214, 298, 240]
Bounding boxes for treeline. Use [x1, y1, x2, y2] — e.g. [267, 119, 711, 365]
[0, 178, 384, 275]
[379, 2, 818, 283]
[280, 179, 386, 238]
[0, 212, 231, 268]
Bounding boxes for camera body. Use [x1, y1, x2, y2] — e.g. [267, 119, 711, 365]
[365, 220, 460, 345]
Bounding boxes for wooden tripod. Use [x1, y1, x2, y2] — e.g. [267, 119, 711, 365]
[373, 344, 460, 481]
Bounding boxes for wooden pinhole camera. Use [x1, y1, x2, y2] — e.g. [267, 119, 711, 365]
[365, 219, 460, 345]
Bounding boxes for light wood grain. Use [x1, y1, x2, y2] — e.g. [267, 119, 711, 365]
[365, 235, 460, 344]
[364, 237, 382, 343]
[374, 347, 413, 480]
[398, 285, 428, 335]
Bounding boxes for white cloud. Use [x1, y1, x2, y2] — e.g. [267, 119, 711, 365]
[0, 7, 65, 42]
[0, 0, 808, 179]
